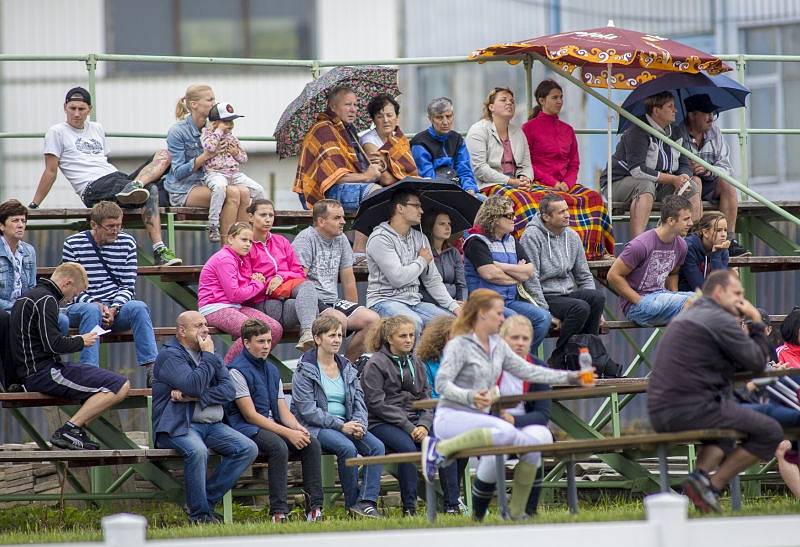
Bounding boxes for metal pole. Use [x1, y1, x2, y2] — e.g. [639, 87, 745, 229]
[736, 55, 749, 202]
[86, 54, 97, 122]
[606, 62, 613, 203]
[524, 56, 534, 119]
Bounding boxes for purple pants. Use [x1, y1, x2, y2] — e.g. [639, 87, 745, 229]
[205, 306, 283, 364]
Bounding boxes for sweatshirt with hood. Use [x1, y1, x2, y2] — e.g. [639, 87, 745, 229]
[360, 345, 433, 434]
[435, 333, 574, 413]
[519, 215, 595, 309]
[365, 221, 458, 311]
[678, 233, 729, 292]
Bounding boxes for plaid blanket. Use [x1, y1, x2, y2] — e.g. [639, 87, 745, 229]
[483, 183, 615, 259]
[293, 111, 361, 206]
[379, 128, 418, 180]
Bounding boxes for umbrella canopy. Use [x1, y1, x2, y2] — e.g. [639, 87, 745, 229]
[273, 65, 400, 158]
[352, 178, 482, 235]
[469, 25, 732, 90]
[617, 72, 750, 132]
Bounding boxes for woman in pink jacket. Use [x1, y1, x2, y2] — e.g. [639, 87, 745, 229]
[521, 80, 614, 259]
[245, 199, 323, 352]
[198, 222, 284, 363]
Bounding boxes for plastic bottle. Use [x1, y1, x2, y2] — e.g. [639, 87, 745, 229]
[578, 347, 594, 386]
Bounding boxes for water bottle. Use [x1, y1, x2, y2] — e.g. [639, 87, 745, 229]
[578, 347, 594, 386]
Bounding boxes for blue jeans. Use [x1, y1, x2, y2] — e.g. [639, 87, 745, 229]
[316, 428, 384, 508]
[65, 300, 159, 366]
[325, 183, 377, 212]
[743, 403, 800, 428]
[505, 299, 552, 353]
[156, 422, 258, 520]
[370, 300, 453, 338]
[370, 423, 419, 511]
[625, 290, 694, 326]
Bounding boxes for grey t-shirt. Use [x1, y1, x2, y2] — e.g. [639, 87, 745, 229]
[229, 369, 284, 419]
[292, 226, 353, 305]
[185, 347, 225, 424]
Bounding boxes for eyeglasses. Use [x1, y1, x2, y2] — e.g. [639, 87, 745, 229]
[501, 212, 515, 220]
[99, 223, 123, 233]
[403, 202, 423, 210]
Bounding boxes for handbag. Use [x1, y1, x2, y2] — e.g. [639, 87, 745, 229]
[269, 277, 305, 300]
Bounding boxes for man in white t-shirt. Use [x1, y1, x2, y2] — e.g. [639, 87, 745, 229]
[30, 87, 181, 266]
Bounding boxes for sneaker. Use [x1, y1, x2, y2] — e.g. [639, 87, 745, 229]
[402, 508, 417, 517]
[728, 238, 751, 257]
[115, 181, 150, 206]
[51, 425, 99, 451]
[295, 330, 314, 352]
[189, 513, 221, 525]
[154, 246, 183, 266]
[271, 512, 287, 524]
[306, 506, 323, 522]
[207, 224, 221, 243]
[349, 500, 382, 519]
[421, 435, 444, 483]
[682, 471, 721, 513]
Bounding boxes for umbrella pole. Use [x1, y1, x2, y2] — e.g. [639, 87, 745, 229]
[524, 56, 534, 119]
[606, 62, 613, 218]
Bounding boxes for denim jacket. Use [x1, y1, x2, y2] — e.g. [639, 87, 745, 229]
[0, 239, 36, 312]
[165, 116, 205, 196]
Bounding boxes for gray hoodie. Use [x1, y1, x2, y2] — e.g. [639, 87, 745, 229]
[365, 221, 458, 311]
[436, 333, 575, 413]
[519, 215, 595, 309]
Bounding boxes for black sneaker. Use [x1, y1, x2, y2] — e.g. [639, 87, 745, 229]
[402, 508, 417, 517]
[682, 471, 721, 513]
[189, 513, 221, 525]
[728, 238, 751, 257]
[349, 500, 383, 519]
[144, 363, 155, 388]
[51, 425, 99, 450]
[154, 246, 182, 266]
[115, 181, 150, 206]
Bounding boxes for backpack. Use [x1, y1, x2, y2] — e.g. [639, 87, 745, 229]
[554, 334, 623, 379]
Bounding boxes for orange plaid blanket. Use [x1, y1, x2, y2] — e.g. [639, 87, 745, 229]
[293, 111, 361, 206]
[483, 183, 615, 260]
[378, 129, 418, 180]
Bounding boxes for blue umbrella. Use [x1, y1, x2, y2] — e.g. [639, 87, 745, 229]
[617, 72, 750, 132]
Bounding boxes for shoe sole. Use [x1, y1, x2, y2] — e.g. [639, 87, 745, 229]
[158, 257, 183, 266]
[51, 437, 99, 451]
[348, 508, 381, 519]
[682, 479, 719, 513]
[115, 188, 150, 206]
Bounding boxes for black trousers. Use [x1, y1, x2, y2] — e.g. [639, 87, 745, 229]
[252, 429, 323, 514]
[546, 289, 605, 354]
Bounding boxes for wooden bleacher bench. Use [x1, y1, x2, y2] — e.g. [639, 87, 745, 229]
[346, 428, 745, 521]
[0, 448, 182, 467]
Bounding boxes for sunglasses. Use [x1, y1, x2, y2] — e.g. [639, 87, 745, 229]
[501, 212, 515, 220]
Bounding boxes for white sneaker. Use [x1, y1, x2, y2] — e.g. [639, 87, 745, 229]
[295, 330, 314, 352]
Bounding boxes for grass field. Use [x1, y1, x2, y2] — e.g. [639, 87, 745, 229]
[2, 495, 800, 545]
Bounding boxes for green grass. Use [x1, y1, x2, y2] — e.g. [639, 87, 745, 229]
[2, 496, 800, 544]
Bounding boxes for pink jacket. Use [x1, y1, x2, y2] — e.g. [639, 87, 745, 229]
[198, 246, 265, 308]
[521, 111, 580, 189]
[201, 127, 248, 176]
[245, 232, 306, 304]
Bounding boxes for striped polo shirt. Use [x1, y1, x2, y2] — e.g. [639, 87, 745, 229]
[61, 231, 138, 307]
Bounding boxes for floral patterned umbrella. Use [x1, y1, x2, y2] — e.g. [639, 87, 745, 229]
[274, 65, 400, 158]
[469, 24, 732, 90]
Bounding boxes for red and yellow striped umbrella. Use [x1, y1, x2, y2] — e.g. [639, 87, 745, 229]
[470, 25, 731, 90]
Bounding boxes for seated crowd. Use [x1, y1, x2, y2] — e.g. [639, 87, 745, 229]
[0, 80, 789, 523]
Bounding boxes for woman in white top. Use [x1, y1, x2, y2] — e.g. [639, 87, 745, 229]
[359, 94, 418, 187]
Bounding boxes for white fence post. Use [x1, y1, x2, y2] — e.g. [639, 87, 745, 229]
[102, 513, 147, 547]
[645, 493, 688, 547]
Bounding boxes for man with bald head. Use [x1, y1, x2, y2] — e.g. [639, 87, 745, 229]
[293, 85, 384, 211]
[151, 311, 258, 525]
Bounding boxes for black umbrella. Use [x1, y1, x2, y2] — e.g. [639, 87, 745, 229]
[352, 178, 482, 235]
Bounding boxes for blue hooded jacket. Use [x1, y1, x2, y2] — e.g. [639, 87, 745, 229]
[678, 233, 729, 291]
[410, 126, 478, 192]
[151, 338, 236, 439]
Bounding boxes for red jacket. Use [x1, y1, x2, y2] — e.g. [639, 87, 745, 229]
[522, 111, 580, 189]
[245, 232, 306, 304]
[777, 342, 800, 369]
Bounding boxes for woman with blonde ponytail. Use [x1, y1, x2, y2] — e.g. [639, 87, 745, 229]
[164, 84, 251, 238]
[423, 289, 587, 521]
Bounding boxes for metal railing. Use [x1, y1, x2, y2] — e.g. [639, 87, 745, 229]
[0, 51, 799, 225]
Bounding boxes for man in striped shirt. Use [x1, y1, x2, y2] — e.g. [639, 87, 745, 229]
[60, 201, 159, 383]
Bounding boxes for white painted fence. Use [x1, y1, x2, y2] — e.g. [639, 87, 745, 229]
[13, 494, 800, 547]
